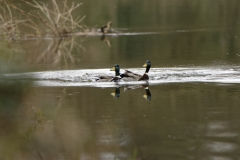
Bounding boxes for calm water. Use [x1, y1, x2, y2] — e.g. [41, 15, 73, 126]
[1, 0, 240, 160]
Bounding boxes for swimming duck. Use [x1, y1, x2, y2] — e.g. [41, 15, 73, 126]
[122, 60, 151, 81]
[110, 64, 125, 82]
[138, 60, 151, 81]
[95, 64, 123, 82]
[101, 21, 112, 34]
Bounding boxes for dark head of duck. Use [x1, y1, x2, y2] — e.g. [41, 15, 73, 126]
[110, 64, 125, 82]
[138, 60, 151, 81]
[143, 60, 151, 73]
[110, 64, 121, 76]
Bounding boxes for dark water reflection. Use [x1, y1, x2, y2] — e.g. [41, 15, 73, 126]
[1, 83, 240, 159]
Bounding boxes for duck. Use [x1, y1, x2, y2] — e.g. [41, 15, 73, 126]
[110, 64, 127, 82]
[95, 64, 123, 82]
[138, 60, 151, 81]
[121, 60, 151, 81]
[100, 21, 112, 34]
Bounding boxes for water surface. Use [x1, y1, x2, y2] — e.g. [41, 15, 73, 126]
[1, 0, 240, 159]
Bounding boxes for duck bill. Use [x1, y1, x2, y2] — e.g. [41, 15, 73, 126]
[143, 63, 147, 67]
[110, 67, 115, 71]
[111, 92, 116, 97]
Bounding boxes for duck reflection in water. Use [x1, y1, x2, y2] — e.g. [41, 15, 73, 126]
[111, 87, 120, 98]
[123, 84, 152, 101]
[143, 86, 151, 101]
[109, 85, 151, 100]
[101, 35, 111, 47]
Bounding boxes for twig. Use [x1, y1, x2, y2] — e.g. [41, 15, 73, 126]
[6, 1, 41, 33]
[51, 0, 60, 23]
[5, 2, 12, 23]
[37, 12, 56, 34]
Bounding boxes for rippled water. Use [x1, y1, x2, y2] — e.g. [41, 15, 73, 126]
[3, 66, 240, 87]
[4, 83, 238, 160]
[1, 66, 240, 159]
[1, 0, 240, 159]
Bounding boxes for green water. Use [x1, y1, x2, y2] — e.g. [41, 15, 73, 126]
[1, 0, 240, 159]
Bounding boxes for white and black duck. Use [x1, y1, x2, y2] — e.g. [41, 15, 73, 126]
[121, 60, 151, 81]
[95, 64, 123, 82]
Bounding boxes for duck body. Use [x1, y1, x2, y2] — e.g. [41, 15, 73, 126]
[100, 21, 112, 34]
[95, 64, 123, 82]
[95, 75, 113, 82]
[121, 70, 142, 80]
[120, 60, 151, 81]
[95, 60, 151, 82]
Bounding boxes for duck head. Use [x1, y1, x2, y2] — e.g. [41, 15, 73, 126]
[143, 60, 151, 73]
[110, 64, 120, 76]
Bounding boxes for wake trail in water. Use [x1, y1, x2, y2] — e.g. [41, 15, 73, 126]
[1, 66, 240, 87]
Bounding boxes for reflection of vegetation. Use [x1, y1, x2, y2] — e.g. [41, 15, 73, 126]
[0, 83, 91, 159]
[21, 37, 85, 67]
[0, 81, 30, 159]
[0, 41, 26, 73]
[0, 33, 85, 70]
[25, 102, 48, 139]
[54, 88, 67, 118]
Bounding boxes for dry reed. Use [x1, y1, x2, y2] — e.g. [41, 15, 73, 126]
[0, 0, 87, 40]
